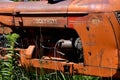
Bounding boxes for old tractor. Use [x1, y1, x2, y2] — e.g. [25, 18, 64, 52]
[0, 0, 120, 78]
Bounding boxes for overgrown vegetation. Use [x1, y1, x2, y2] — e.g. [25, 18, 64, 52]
[0, 33, 20, 80]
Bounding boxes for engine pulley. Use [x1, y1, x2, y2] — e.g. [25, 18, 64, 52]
[57, 39, 72, 48]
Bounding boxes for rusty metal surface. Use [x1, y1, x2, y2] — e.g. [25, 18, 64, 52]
[0, 0, 72, 27]
[68, 0, 120, 13]
[0, 0, 72, 14]
[15, 0, 72, 14]
[68, 12, 119, 69]
[0, 0, 120, 78]
[0, 0, 120, 26]
[0, 2, 17, 14]
[15, 16, 67, 27]
[19, 47, 118, 77]
[0, 0, 120, 14]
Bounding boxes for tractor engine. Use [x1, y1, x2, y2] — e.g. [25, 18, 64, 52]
[13, 27, 83, 63]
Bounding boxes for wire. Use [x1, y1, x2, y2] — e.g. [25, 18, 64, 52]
[53, 39, 64, 78]
[40, 43, 54, 49]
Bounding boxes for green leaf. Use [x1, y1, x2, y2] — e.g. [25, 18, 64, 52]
[59, 72, 66, 80]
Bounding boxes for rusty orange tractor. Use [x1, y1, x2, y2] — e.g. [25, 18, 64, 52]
[0, 0, 120, 78]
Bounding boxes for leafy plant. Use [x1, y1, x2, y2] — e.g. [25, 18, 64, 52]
[0, 33, 22, 80]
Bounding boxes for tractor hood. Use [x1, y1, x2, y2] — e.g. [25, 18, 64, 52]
[0, 0, 120, 27]
[0, 0, 72, 15]
[68, 0, 120, 13]
[0, 0, 120, 14]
